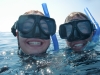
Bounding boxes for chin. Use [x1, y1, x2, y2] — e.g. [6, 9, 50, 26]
[73, 49, 82, 52]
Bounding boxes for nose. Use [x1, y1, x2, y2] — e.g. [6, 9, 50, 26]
[34, 26, 40, 37]
[73, 29, 80, 40]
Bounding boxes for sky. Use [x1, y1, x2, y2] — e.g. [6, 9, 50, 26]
[0, 0, 100, 32]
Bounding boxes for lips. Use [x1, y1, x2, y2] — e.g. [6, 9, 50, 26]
[69, 40, 88, 51]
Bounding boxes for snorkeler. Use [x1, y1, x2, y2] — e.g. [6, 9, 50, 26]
[11, 10, 56, 57]
[58, 11, 100, 66]
[58, 12, 100, 74]
[59, 12, 95, 52]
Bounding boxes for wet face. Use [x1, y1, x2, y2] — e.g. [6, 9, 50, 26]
[66, 16, 93, 52]
[17, 12, 50, 55]
[18, 36, 50, 55]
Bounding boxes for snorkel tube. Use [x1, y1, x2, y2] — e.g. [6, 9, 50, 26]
[42, 3, 59, 51]
[83, 7, 100, 50]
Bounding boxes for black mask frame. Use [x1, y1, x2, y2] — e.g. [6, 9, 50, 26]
[59, 20, 94, 42]
[11, 15, 56, 39]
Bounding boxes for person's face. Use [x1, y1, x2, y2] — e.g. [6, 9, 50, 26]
[18, 36, 50, 55]
[66, 16, 93, 52]
[17, 13, 50, 55]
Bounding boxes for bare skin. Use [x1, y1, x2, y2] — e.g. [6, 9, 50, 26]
[66, 16, 93, 52]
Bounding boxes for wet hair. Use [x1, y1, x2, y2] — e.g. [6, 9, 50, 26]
[23, 10, 44, 15]
[65, 12, 90, 23]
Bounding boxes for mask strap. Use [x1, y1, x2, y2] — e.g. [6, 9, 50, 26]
[17, 33, 21, 57]
[11, 21, 17, 36]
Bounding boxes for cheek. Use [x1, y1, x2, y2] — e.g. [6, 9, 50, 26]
[66, 41, 71, 47]
[45, 40, 50, 45]
[18, 36, 26, 44]
[85, 33, 93, 42]
[43, 40, 50, 49]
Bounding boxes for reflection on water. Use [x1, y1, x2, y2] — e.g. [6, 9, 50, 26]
[0, 32, 100, 75]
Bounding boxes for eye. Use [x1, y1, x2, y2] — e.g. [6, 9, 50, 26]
[40, 20, 49, 33]
[22, 19, 35, 32]
[65, 24, 72, 37]
[77, 22, 91, 34]
[22, 22, 33, 32]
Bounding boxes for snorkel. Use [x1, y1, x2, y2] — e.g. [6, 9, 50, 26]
[42, 3, 59, 51]
[83, 7, 100, 50]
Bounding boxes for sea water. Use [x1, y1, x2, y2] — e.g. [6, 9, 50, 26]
[0, 32, 100, 75]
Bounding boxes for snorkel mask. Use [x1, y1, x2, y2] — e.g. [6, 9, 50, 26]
[11, 15, 56, 39]
[59, 20, 94, 42]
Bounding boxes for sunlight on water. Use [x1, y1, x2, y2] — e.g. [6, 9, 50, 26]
[0, 32, 100, 75]
[1, 49, 100, 75]
[1, 51, 6, 56]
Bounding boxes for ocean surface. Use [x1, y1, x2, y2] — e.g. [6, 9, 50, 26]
[0, 32, 100, 75]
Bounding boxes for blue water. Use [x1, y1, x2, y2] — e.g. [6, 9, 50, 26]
[0, 32, 100, 75]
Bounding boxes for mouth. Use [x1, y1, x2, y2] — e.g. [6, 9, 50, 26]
[26, 39, 44, 47]
[73, 43, 84, 50]
[74, 43, 83, 47]
[28, 41, 42, 46]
